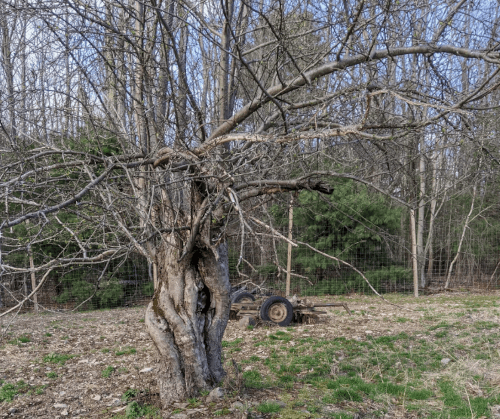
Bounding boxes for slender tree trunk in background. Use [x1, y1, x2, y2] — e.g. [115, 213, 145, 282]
[286, 193, 294, 297]
[174, 10, 189, 145]
[131, 0, 155, 259]
[445, 210, 452, 280]
[445, 183, 478, 289]
[409, 12, 429, 289]
[0, 15, 16, 143]
[105, 3, 115, 121]
[133, 0, 147, 153]
[417, 145, 426, 288]
[410, 208, 419, 297]
[115, 6, 127, 139]
[227, 3, 247, 119]
[28, 245, 38, 312]
[0, 228, 3, 308]
[23, 271, 28, 297]
[218, 0, 233, 127]
[64, 7, 72, 137]
[20, 23, 27, 142]
[198, 33, 209, 120]
[425, 169, 438, 285]
[157, 35, 169, 139]
[425, 146, 445, 284]
[40, 53, 49, 143]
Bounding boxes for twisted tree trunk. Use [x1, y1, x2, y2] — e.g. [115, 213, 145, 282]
[145, 241, 230, 404]
[144, 178, 231, 405]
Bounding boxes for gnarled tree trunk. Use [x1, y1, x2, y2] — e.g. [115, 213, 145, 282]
[144, 181, 231, 405]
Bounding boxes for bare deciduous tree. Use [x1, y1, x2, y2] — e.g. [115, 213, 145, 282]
[1, 0, 500, 405]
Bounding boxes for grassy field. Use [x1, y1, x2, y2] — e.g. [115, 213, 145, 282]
[1, 292, 500, 418]
[220, 293, 500, 418]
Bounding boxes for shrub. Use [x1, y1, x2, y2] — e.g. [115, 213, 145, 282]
[55, 277, 124, 309]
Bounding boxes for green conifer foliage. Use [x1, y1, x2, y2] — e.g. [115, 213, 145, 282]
[270, 180, 410, 294]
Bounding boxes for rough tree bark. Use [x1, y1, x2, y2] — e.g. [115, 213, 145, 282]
[145, 237, 230, 404]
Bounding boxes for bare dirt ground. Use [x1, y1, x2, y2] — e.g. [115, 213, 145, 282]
[1, 291, 499, 419]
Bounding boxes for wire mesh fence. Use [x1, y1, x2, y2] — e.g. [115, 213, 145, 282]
[228, 223, 500, 297]
[2, 194, 500, 312]
[0, 254, 152, 311]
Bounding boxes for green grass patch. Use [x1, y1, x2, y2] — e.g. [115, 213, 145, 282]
[102, 366, 115, 378]
[435, 379, 497, 418]
[0, 380, 35, 402]
[35, 385, 46, 395]
[187, 397, 201, 408]
[396, 317, 409, 323]
[269, 331, 292, 342]
[255, 401, 282, 413]
[222, 338, 243, 348]
[323, 388, 363, 403]
[474, 320, 498, 330]
[0, 383, 18, 402]
[243, 370, 268, 389]
[117, 401, 160, 418]
[115, 347, 137, 356]
[406, 388, 433, 400]
[43, 352, 75, 365]
[121, 388, 139, 401]
[8, 334, 31, 345]
[237, 323, 500, 417]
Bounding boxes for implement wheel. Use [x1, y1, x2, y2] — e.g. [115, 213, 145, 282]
[260, 296, 293, 327]
[231, 292, 256, 304]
